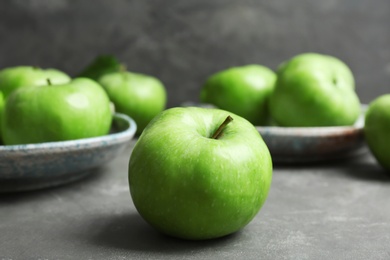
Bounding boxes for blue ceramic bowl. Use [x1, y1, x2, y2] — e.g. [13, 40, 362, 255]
[0, 113, 137, 192]
[257, 105, 367, 163]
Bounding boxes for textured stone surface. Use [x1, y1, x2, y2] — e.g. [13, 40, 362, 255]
[1, 141, 390, 259]
[0, 0, 389, 107]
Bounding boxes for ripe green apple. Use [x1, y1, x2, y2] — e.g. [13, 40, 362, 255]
[0, 66, 71, 143]
[98, 71, 166, 135]
[200, 65, 276, 126]
[0, 66, 70, 98]
[0, 92, 4, 144]
[2, 78, 112, 145]
[128, 107, 273, 240]
[269, 53, 361, 126]
[364, 94, 390, 172]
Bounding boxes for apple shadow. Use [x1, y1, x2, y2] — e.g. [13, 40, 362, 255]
[273, 153, 390, 182]
[273, 157, 352, 168]
[338, 160, 390, 182]
[89, 212, 242, 254]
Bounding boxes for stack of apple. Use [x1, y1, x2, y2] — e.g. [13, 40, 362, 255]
[199, 52, 390, 171]
[0, 56, 167, 145]
[0, 66, 114, 145]
[201, 53, 361, 127]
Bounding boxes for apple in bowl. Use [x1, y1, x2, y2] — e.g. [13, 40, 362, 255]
[0, 66, 71, 143]
[0, 66, 71, 98]
[98, 71, 166, 135]
[364, 94, 390, 172]
[2, 78, 112, 145]
[269, 53, 361, 127]
[200, 65, 276, 126]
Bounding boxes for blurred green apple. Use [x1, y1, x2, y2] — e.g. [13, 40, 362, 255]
[269, 53, 361, 126]
[364, 94, 390, 172]
[0, 66, 70, 143]
[0, 92, 4, 144]
[0, 66, 70, 98]
[2, 78, 112, 145]
[99, 71, 166, 135]
[200, 65, 276, 125]
[129, 107, 272, 240]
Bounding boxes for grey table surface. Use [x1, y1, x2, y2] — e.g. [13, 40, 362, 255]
[1, 140, 389, 260]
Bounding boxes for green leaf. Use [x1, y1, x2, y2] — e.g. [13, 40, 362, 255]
[78, 55, 122, 81]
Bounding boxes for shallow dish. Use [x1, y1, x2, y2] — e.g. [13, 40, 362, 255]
[257, 105, 367, 163]
[0, 113, 136, 192]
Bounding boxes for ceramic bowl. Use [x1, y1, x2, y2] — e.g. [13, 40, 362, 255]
[0, 113, 136, 192]
[257, 105, 367, 163]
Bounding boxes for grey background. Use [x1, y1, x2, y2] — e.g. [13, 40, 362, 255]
[0, 0, 389, 107]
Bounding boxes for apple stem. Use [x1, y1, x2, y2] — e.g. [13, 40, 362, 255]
[46, 78, 52, 86]
[120, 64, 127, 73]
[211, 116, 233, 139]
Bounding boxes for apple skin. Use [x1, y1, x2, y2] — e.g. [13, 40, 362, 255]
[0, 66, 70, 98]
[99, 71, 166, 135]
[128, 107, 273, 240]
[269, 53, 361, 126]
[200, 65, 276, 126]
[2, 78, 112, 145]
[0, 66, 71, 143]
[0, 92, 4, 144]
[364, 94, 390, 172]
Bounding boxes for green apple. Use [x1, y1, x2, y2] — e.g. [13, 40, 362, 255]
[2, 78, 112, 145]
[269, 53, 361, 126]
[364, 94, 390, 172]
[98, 71, 166, 135]
[0, 66, 71, 143]
[0, 92, 4, 144]
[0, 66, 70, 98]
[128, 107, 273, 240]
[200, 65, 276, 125]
